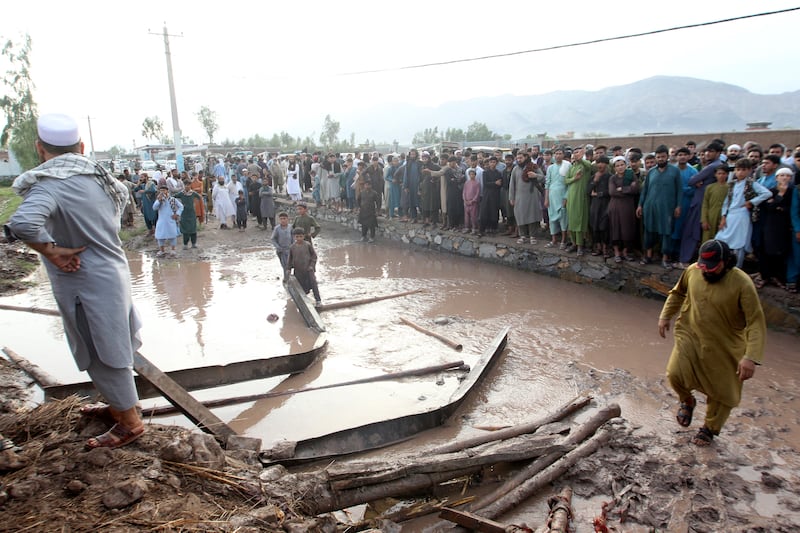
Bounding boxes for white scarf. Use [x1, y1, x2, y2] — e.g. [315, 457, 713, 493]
[13, 153, 128, 215]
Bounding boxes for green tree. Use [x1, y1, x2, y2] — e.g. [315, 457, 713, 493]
[319, 114, 340, 148]
[412, 127, 440, 145]
[1, 34, 39, 170]
[466, 121, 494, 142]
[444, 127, 465, 142]
[195, 105, 219, 143]
[141, 116, 164, 142]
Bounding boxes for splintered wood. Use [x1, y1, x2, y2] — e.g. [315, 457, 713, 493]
[260, 395, 619, 532]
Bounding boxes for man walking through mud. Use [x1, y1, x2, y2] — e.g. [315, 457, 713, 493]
[657, 239, 766, 446]
[5, 113, 146, 449]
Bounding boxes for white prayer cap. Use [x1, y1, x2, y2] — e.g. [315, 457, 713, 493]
[727, 144, 742, 152]
[37, 113, 80, 146]
[776, 167, 793, 176]
[611, 155, 627, 165]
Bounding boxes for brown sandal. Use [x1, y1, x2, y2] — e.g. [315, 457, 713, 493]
[85, 423, 145, 450]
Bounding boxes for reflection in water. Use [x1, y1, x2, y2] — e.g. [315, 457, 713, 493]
[150, 258, 213, 356]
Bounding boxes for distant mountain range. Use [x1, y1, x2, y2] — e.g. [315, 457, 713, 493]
[339, 76, 800, 143]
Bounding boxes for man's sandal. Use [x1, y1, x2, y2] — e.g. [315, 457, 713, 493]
[85, 423, 145, 450]
[676, 398, 696, 427]
[691, 426, 714, 447]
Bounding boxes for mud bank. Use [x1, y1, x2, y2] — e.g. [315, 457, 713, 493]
[300, 202, 800, 334]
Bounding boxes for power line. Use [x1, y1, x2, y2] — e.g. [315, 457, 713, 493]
[336, 6, 800, 78]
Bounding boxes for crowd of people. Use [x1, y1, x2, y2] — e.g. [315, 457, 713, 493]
[115, 137, 800, 294]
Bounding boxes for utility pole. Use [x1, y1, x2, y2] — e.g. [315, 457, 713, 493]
[149, 24, 184, 172]
[86, 116, 96, 160]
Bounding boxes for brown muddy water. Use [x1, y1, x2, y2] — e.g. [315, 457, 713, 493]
[1, 230, 799, 529]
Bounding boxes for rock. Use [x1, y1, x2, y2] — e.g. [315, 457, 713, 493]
[85, 446, 115, 467]
[259, 465, 288, 482]
[165, 473, 181, 489]
[761, 471, 784, 488]
[478, 243, 497, 258]
[102, 478, 148, 509]
[284, 515, 338, 533]
[160, 438, 192, 463]
[143, 458, 162, 480]
[250, 504, 285, 524]
[65, 479, 87, 495]
[187, 433, 226, 469]
[433, 316, 450, 325]
[540, 254, 561, 267]
[226, 449, 260, 465]
[433, 234, 442, 245]
[261, 440, 296, 461]
[458, 240, 474, 256]
[0, 448, 29, 471]
[8, 477, 42, 498]
[226, 435, 262, 452]
[496, 247, 509, 258]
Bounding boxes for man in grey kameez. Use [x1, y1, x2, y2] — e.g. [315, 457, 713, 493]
[509, 151, 544, 244]
[4, 113, 146, 449]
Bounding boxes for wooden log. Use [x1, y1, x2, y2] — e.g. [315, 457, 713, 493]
[0, 303, 60, 317]
[315, 289, 423, 312]
[2, 346, 61, 387]
[429, 394, 592, 455]
[467, 404, 620, 514]
[439, 508, 524, 533]
[399, 316, 463, 351]
[143, 359, 466, 417]
[478, 430, 610, 521]
[328, 434, 566, 491]
[544, 486, 573, 533]
[329, 467, 482, 514]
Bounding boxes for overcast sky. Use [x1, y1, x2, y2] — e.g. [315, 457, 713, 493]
[2, 1, 798, 150]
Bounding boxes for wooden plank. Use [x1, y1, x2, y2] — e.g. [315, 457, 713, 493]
[399, 316, 463, 351]
[259, 327, 508, 465]
[438, 508, 510, 533]
[144, 357, 463, 417]
[133, 351, 236, 444]
[286, 277, 326, 332]
[44, 333, 328, 400]
[315, 289, 422, 312]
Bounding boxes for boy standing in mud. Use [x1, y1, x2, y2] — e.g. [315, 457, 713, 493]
[286, 227, 322, 306]
[271, 212, 293, 282]
[292, 202, 321, 244]
[658, 239, 766, 446]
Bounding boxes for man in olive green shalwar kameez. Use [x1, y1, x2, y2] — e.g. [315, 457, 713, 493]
[564, 148, 593, 255]
[658, 239, 765, 446]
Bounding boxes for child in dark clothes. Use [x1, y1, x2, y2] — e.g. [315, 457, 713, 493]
[235, 190, 248, 231]
[287, 227, 322, 305]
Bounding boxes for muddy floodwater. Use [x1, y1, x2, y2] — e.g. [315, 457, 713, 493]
[2, 227, 799, 529]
